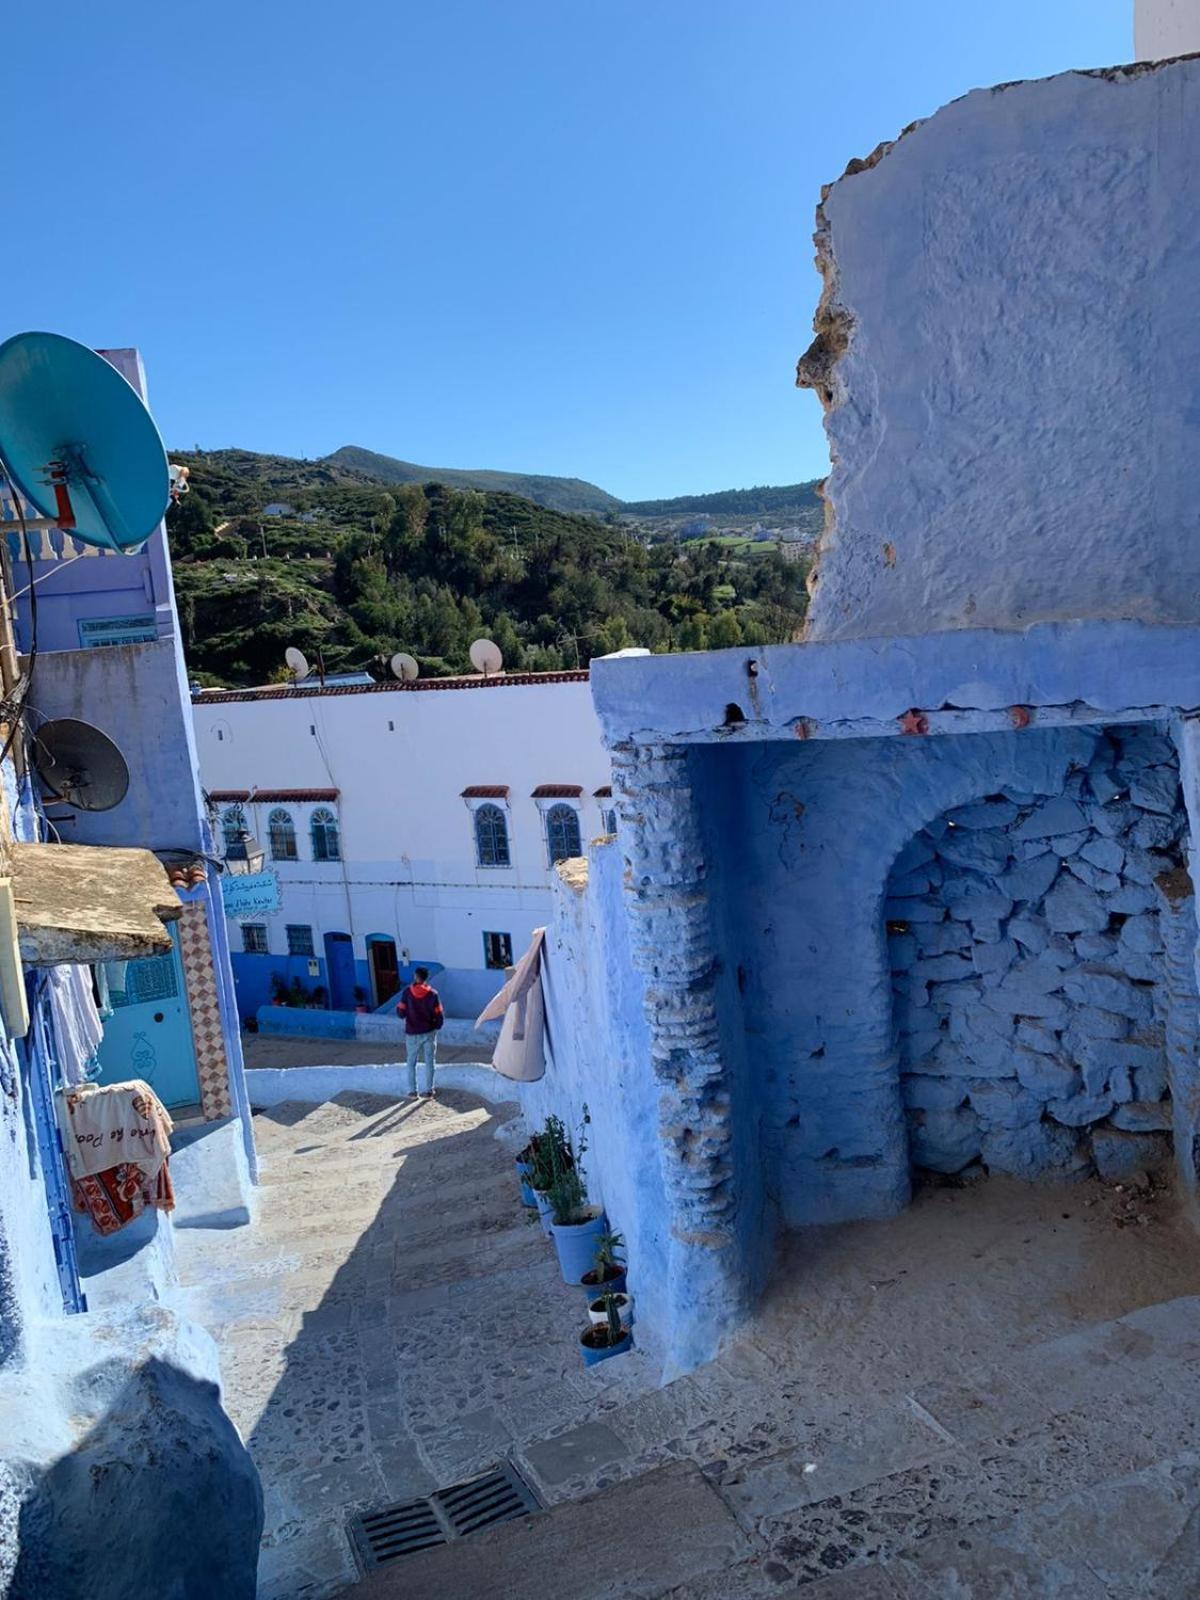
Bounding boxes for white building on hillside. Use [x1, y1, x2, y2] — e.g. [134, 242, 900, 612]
[190, 670, 612, 1020]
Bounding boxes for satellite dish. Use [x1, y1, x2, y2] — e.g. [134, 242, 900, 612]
[0, 332, 170, 550]
[285, 646, 310, 680]
[391, 652, 419, 682]
[469, 638, 503, 676]
[32, 718, 130, 812]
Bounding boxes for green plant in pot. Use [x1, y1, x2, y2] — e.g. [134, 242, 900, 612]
[581, 1230, 626, 1299]
[527, 1115, 573, 1235]
[580, 1291, 632, 1366]
[548, 1108, 607, 1285]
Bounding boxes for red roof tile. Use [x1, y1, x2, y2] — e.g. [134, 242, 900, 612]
[593, 785, 613, 798]
[208, 789, 250, 803]
[531, 784, 584, 799]
[251, 788, 338, 803]
[192, 670, 589, 705]
[461, 785, 509, 799]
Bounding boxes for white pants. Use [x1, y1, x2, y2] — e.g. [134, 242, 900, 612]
[405, 1033, 437, 1095]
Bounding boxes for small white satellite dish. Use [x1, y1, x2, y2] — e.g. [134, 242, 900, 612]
[469, 637, 503, 676]
[391, 652, 419, 682]
[285, 646, 310, 680]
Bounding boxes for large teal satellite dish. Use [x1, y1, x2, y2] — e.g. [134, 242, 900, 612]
[0, 331, 170, 551]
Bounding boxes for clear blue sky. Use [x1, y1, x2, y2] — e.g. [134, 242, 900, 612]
[7, 1, 1130, 501]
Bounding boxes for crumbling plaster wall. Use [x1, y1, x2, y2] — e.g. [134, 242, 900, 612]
[798, 55, 1200, 641]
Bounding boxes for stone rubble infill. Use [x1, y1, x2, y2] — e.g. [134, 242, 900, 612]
[172, 1088, 1200, 1598]
[888, 725, 1188, 1184]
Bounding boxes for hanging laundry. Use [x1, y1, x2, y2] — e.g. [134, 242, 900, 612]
[46, 963, 105, 1087]
[58, 1079, 173, 1183]
[71, 1161, 175, 1237]
[475, 927, 547, 1082]
[59, 1080, 176, 1236]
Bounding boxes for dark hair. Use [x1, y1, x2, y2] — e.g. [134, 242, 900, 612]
[414, 966, 429, 982]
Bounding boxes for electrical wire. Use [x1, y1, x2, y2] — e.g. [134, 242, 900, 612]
[0, 463, 38, 772]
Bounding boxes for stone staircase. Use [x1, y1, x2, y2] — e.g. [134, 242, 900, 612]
[344, 1295, 1200, 1598]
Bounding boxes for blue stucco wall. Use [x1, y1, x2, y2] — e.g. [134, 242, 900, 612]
[232, 950, 498, 1024]
[519, 842, 671, 1364]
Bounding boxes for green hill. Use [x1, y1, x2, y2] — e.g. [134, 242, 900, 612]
[623, 481, 824, 524]
[322, 445, 621, 516]
[167, 449, 810, 687]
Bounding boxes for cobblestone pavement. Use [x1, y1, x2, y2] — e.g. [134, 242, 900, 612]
[173, 1090, 1200, 1598]
[242, 1032, 485, 1068]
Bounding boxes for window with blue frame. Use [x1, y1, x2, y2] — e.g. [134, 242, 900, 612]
[311, 807, 341, 861]
[474, 803, 511, 867]
[268, 808, 298, 861]
[286, 924, 315, 956]
[545, 803, 582, 864]
[242, 923, 269, 954]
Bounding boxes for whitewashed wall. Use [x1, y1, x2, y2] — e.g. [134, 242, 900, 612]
[1136, 0, 1200, 58]
[192, 678, 612, 998]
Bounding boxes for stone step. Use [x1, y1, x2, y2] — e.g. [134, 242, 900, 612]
[343, 1460, 751, 1598]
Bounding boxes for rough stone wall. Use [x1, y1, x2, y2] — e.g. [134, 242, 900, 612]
[888, 726, 1184, 1183]
[718, 723, 1188, 1226]
[796, 56, 1200, 642]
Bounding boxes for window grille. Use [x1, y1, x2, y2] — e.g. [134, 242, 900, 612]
[268, 808, 298, 861]
[242, 923, 269, 954]
[286, 924, 315, 956]
[474, 803, 511, 868]
[545, 803, 581, 864]
[483, 931, 513, 969]
[311, 807, 341, 861]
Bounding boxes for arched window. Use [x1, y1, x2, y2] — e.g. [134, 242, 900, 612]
[474, 803, 511, 868]
[267, 808, 297, 861]
[546, 803, 582, 864]
[311, 807, 341, 862]
[221, 805, 246, 853]
[603, 808, 618, 836]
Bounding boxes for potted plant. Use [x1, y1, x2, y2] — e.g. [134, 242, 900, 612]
[514, 1141, 538, 1209]
[580, 1230, 626, 1299]
[579, 1292, 632, 1366]
[587, 1291, 632, 1330]
[547, 1110, 607, 1284]
[525, 1115, 573, 1235]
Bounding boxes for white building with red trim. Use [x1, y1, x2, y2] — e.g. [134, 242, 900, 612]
[190, 670, 611, 1021]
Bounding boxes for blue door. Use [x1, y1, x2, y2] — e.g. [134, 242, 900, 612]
[94, 925, 202, 1110]
[324, 932, 357, 1010]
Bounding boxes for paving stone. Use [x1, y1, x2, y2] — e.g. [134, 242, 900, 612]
[521, 1421, 631, 1487]
[349, 1461, 752, 1598]
[888, 1517, 1108, 1597]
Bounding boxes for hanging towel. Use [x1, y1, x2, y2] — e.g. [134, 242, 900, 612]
[46, 963, 105, 1087]
[57, 1079, 174, 1184]
[475, 927, 547, 1082]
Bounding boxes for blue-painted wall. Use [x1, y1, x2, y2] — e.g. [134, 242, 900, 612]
[520, 842, 670, 1362]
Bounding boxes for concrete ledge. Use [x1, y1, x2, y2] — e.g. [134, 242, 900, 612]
[256, 1006, 499, 1050]
[245, 1061, 521, 1108]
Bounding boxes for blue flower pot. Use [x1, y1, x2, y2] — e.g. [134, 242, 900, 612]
[550, 1208, 608, 1284]
[533, 1189, 556, 1236]
[515, 1158, 537, 1209]
[579, 1326, 632, 1366]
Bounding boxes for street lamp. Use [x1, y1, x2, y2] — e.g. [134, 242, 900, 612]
[225, 827, 265, 875]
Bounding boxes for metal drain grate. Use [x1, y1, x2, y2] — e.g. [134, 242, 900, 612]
[349, 1462, 540, 1571]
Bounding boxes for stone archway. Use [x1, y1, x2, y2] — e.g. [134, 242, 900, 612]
[885, 724, 1187, 1184]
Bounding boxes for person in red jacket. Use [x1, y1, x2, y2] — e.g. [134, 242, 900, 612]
[398, 967, 444, 1099]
